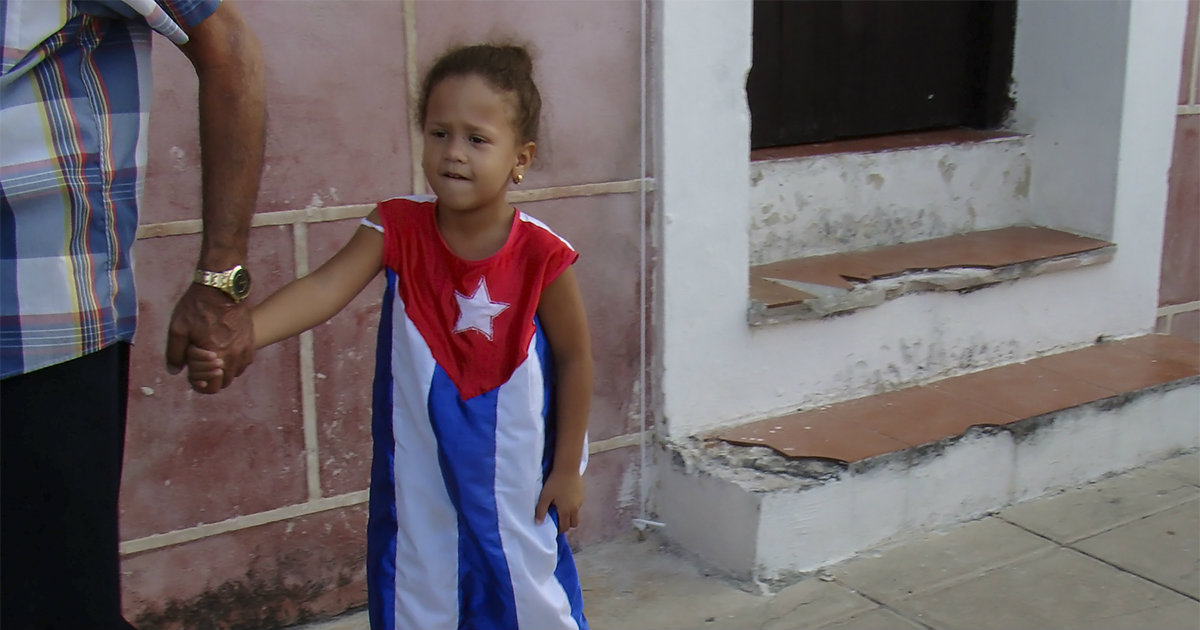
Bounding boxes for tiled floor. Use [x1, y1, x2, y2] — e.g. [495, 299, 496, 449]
[717, 334, 1200, 463]
[289, 452, 1200, 630]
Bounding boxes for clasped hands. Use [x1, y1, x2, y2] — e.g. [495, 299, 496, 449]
[165, 283, 255, 394]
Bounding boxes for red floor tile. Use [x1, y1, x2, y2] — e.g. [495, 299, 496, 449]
[750, 274, 814, 308]
[1106, 334, 1200, 371]
[750, 128, 1021, 161]
[839, 386, 1016, 446]
[929, 362, 1114, 420]
[718, 410, 909, 463]
[1031, 340, 1199, 393]
[717, 335, 1198, 464]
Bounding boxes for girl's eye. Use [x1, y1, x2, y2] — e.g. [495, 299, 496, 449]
[469, 135, 487, 144]
[430, 130, 447, 138]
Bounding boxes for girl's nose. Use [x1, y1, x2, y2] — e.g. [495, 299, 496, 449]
[446, 137, 468, 162]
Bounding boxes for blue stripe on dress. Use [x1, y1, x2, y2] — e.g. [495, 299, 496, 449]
[533, 319, 589, 629]
[427, 368, 519, 630]
[534, 318, 556, 480]
[555, 533, 588, 629]
[367, 271, 398, 630]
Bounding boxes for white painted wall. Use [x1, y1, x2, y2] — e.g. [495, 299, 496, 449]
[654, 0, 753, 434]
[749, 137, 1034, 264]
[1009, 0, 1131, 240]
[1108, 0, 1190, 340]
[655, 0, 1187, 438]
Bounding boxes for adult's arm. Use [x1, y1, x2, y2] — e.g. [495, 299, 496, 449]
[163, 0, 266, 393]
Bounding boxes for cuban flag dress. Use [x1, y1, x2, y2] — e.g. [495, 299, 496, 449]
[366, 197, 588, 630]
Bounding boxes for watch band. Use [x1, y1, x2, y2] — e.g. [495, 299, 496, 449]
[194, 264, 251, 302]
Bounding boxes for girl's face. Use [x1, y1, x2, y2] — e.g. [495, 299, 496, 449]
[421, 74, 535, 216]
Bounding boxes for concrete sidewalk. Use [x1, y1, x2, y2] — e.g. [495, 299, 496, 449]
[291, 451, 1199, 630]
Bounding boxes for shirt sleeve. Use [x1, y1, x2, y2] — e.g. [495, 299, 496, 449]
[152, 0, 220, 33]
[540, 233, 579, 290]
[376, 199, 404, 272]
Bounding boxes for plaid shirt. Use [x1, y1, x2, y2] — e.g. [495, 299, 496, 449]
[0, 0, 218, 378]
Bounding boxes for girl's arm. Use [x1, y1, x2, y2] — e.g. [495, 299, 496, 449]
[253, 210, 385, 348]
[186, 209, 384, 389]
[533, 266, 593, 534]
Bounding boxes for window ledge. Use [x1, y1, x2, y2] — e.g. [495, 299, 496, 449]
[751, 128, 1026, 162]
[749, 226, 1115, 326]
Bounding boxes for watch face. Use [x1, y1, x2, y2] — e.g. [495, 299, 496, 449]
[231, 267, 251, 298]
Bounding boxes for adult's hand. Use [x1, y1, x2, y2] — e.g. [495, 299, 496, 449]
[162, 0, 264, 394]
[165, 284, 254, 393]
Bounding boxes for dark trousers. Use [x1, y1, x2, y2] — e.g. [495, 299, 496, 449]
[1, 343, 136, 629]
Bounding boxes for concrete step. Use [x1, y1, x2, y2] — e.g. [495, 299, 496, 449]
[749, 129, 1034, 267]
[749, 225, 1114, 324]
[654, 334, 1200, 584]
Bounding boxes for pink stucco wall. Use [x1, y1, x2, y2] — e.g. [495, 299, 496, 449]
[1158, 0, 1199, 343]
[121, 1, 647, 625]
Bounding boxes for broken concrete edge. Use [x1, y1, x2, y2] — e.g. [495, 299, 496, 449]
[747, 245, 1116, 326]
[650, 378, 1197, 589]
[668, 374, 1197, 491]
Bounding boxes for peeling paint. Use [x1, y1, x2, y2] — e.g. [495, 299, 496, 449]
[937, 155, 957, 184]
[702, 440, 843, 485]
[659, 380, 1198, 583]
[1014, 161, 1032, 199]
[749, 136, 1032, 265]
[169, 146, 189, 173]
[131, 571, 342, 630]
[816, 335, 1023, 395]
[617, 465, 639, 508]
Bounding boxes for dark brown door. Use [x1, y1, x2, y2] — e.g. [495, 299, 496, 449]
[749, 0, 1016, 149]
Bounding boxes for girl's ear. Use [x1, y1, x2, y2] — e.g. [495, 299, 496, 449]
[512, 141, 537, 184]
[516, 141, 536, 169]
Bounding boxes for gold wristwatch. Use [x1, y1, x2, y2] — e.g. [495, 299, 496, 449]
[194, 264, 251, 302]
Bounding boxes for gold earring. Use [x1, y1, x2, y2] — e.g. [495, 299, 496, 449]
[512, 173, 523, 185]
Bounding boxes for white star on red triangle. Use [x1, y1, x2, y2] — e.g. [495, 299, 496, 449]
[453, 277, 509, 341]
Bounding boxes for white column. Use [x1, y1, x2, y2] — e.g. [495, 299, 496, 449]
[655, 0, 754, 438]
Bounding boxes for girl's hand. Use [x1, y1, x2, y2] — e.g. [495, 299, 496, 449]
[186, 345, 225, 393]
[535, 468, 584, 535]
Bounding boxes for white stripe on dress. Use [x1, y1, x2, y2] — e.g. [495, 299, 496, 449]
[518, 212, 575, 251]
[388, 292, 459, 629]
[495, 332, 580, 629]
[361, 217, 384, 233]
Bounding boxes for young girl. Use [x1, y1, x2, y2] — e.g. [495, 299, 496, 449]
[188, 44, 591, 630]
